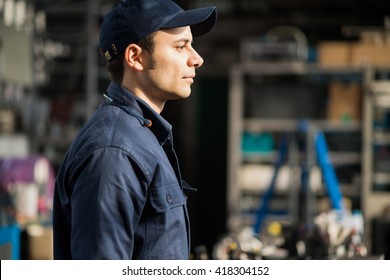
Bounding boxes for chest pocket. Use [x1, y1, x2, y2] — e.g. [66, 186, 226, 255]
[149, 184, 187, 213]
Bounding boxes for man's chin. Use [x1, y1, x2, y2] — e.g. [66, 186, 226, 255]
[170, 91, 192, 100]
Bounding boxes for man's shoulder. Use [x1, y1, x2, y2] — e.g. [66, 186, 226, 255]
[71, 104, 157, 156]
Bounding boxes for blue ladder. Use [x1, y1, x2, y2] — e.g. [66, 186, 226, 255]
[253, 129, 346, 235]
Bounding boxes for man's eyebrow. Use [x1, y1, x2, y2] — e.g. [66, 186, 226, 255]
[173, 38, 193, 44]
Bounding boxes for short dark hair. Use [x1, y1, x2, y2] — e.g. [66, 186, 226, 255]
[103, 33, 156, 84]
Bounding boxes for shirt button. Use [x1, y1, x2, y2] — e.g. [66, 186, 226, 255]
[166, 195, 173, 203]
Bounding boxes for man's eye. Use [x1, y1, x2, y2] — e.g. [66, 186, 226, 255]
[176, 45, 185, 50]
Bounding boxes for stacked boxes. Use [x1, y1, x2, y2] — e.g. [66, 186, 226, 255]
[317, 34, 390, 67]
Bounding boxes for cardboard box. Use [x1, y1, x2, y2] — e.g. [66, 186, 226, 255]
[327, 82, 362, 122]
[317, 38, 390, 67]
[26, 224, 53, 260]
[0, 109, 16, 134]
[317, 42, 351, 67]
[351, 42, 390, 67]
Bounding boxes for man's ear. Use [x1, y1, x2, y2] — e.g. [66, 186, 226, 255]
[124, 44, 143, 71]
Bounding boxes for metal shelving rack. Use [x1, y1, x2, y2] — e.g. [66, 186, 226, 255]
[362, 67, 390, 253]
[227, 61, 365, 234]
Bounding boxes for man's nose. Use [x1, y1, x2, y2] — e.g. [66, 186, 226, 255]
[189, 48, 204, 68]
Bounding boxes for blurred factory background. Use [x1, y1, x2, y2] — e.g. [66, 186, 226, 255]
[0, 0, 390, 260]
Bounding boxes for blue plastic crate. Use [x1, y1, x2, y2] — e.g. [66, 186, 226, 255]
[0, 224, 20, 260]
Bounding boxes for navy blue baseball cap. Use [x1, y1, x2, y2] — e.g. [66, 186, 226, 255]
[100, 0, 217, 61]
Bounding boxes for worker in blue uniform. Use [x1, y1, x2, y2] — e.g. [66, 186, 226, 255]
[53, 0, 217, 259]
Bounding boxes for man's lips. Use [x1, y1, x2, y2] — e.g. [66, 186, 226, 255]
[183, 74, 195, 82]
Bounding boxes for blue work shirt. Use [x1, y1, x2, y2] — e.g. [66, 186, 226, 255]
[53, 82, 192, 259]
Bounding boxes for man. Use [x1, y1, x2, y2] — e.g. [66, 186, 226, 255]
[53, 0, 217, 260]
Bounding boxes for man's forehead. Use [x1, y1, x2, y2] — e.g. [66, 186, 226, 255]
[154, 26, 193, 41]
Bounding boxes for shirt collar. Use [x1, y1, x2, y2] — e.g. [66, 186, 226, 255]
[106, 82, 172, 145]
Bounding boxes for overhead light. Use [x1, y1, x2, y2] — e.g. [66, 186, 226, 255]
[4, 0, 14, 26]
[35, 10, 46, 34]
[15, 0, 26, 28]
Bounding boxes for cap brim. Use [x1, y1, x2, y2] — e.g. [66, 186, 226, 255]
[161, 6, 217, 36]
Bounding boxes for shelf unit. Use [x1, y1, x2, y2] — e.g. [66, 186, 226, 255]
[227, 62, 365, 234]
[362, 68, 390, 253]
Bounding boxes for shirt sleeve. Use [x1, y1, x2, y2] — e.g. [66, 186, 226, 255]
[69, 147, 148, 259]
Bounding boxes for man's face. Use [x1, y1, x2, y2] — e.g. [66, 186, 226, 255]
[139, 26, 204, 103]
